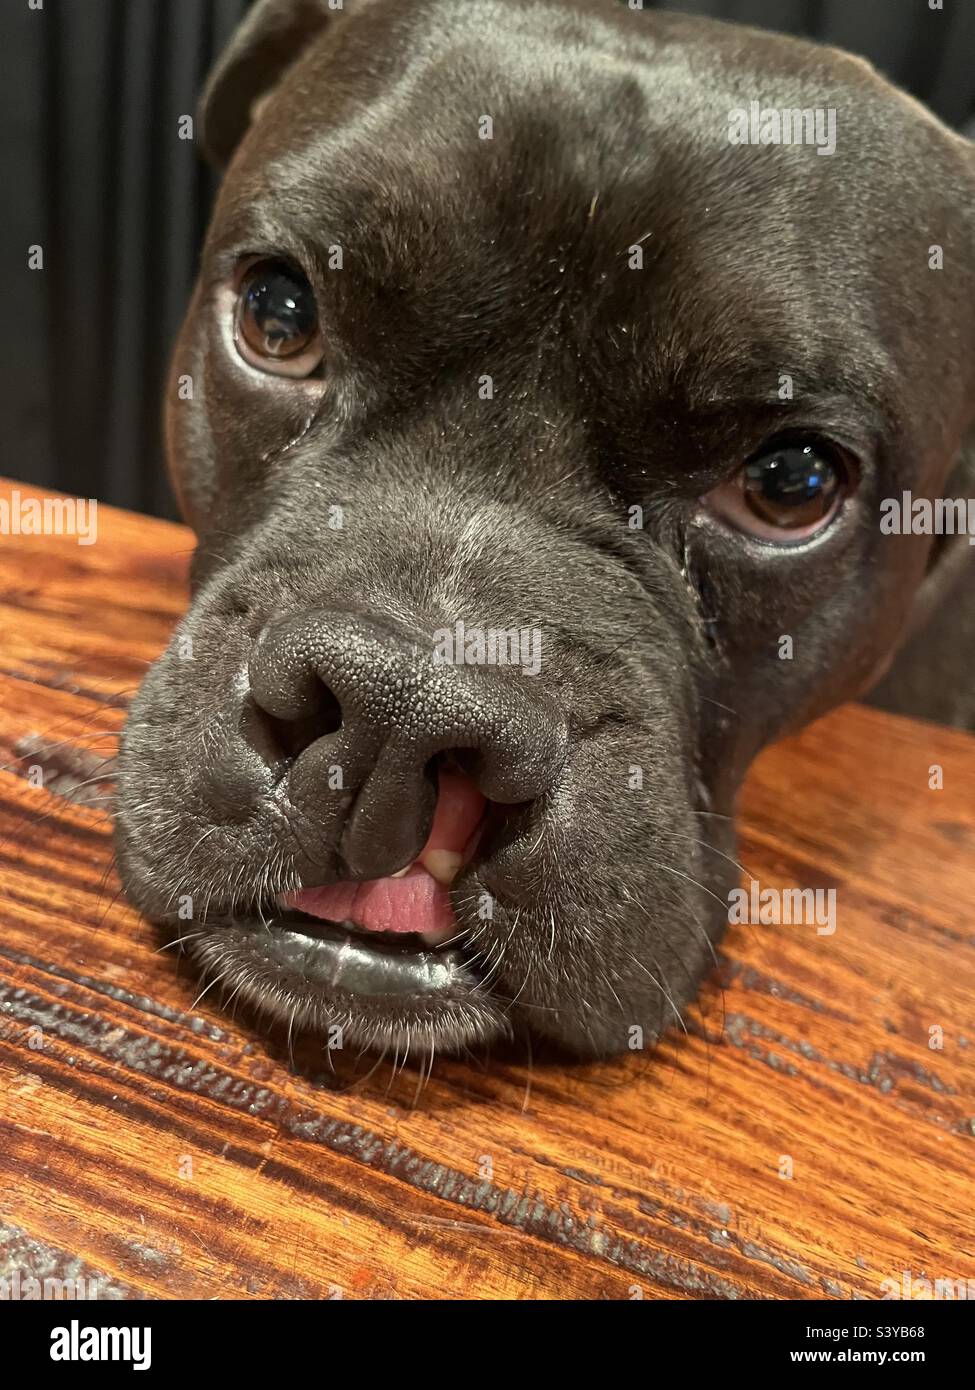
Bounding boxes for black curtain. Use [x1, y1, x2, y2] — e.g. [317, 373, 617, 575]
[2, 0, 249, 518]
[3, 0, 974, 519]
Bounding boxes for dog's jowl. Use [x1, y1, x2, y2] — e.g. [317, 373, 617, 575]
[115, 0, 975, 1059]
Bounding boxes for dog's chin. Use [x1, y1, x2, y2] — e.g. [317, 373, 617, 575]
[181, 907, 510, 1055]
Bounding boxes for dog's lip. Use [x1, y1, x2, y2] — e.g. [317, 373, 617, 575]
[247, 908, 473, 996]
[170, 775, 513, 1045]
[194, 903, 476, 993]
[182, 903, 508, 1052]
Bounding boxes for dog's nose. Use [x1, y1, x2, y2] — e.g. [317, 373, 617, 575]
[243, 608, 567, 880]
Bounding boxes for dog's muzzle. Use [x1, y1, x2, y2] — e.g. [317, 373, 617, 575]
[179, 606, 569, 1047]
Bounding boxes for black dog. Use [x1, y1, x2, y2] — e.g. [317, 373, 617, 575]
[115, 0, 975, 1060]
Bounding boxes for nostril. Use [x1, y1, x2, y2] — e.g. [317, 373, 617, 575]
[267, 701, 342, 760]
[448, 747, 489, 786]
[242, 684, 343, 770]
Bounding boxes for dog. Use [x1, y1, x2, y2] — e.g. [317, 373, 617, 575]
[114, 0, 975, 1061]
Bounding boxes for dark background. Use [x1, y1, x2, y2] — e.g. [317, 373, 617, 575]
[4, 0, 974, 519]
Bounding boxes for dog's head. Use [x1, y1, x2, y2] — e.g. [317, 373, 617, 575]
[115, 0, 975, 1059]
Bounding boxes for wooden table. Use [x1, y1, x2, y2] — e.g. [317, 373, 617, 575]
[0, 478, 972, 1301]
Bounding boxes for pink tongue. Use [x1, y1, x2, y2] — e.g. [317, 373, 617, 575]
[286, 863, 454, 936]
[283, 767, 485, 935]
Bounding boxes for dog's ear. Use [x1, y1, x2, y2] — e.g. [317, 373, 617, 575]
[198, 0, 339, 168]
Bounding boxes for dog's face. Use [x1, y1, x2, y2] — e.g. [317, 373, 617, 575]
[115, 0, 975, 1059]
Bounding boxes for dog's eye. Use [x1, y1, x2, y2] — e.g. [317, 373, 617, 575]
[234, 260, 324, 377]
[705, 439, 849, 543]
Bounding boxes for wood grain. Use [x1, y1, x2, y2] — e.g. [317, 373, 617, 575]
[0, 478, 972, 1301]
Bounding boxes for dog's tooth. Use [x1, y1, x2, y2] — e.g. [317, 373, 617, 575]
[390, 864, 413, 879]
[421, 848, 463, 885]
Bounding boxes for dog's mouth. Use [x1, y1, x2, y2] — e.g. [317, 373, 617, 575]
[281, 761, 486, 948]
[180, 766, 512, 1053]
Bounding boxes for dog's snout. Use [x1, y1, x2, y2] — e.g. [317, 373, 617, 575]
[233, 608, 568, 880]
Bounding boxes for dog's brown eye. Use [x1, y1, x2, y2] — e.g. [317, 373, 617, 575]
[235, 260, 324, 378]
[705, 440, 849, 543]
